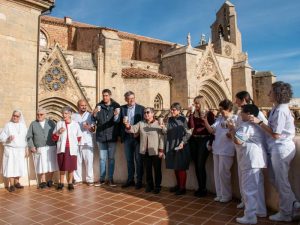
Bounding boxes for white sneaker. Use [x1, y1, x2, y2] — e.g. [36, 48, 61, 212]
[214, 196, 221, 202]
[236, 216, 257, 224]
[256, 213, 267, 218]
[237, 202, 245, 209]
[269, 212, 292, 222]
[220, 198, 232, 203]
[294, 201, 300, 209]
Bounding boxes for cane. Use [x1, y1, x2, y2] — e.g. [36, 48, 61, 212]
[26, 153, 31, 187]
[31, 153, 39, 189]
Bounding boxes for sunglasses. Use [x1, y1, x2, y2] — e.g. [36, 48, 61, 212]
[12, 115, 20, 118]
[144, 111, 151, 114]
[37, 114, 45, 116]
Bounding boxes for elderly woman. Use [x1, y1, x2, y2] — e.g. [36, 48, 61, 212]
[251, 81, 300, 222]
[125, 107, 164, 194]
[52, 106, 82, 191]
[188, 95, 215, 197]
[0, 110, 28, 192]
[163, 103, 191, 195]
[27, 108, 58, 188]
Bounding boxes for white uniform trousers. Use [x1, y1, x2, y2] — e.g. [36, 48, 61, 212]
[268, 147, 296, 216]
[213, 154, 233, 201]
[34, 146, 58, 174]
[74, 146, 94, 183]
[241, 168, 266, 219]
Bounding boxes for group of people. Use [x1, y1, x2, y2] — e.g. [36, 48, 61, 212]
[0, 82, 299, 224]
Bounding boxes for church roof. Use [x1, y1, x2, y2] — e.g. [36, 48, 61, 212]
[41, 16, 174, 45]
[224, 1, 234, 7]
[122, 68, 172, 80]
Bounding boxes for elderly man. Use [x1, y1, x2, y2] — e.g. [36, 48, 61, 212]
[27, 108, 57, 188]
[118, 91, 144, 189]
[72, 99, 95, 186]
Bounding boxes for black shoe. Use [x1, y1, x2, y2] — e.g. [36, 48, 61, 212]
[47, 180, 53, 188]
[169, 185, 179, 193]
[39, 182, 47, 189]
[68, 183, 74, 191]
[175, 188, 186, 195]
[135, 183, 143, 190]
[122, 180, 135, 188]
[8, 185, 15, 192]
[194, 189, 207, 197]
[57, 183, 64, 190]
[145, 186, 154, 193]
[153, 188, 161, 194]
[14, 183, 24, 189]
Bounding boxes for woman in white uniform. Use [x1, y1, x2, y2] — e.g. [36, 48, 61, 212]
[251, 81, 299, 222]
[204, 99, 237, 203]
[234, 91, 268, 217]
[0, 110, 28, 192]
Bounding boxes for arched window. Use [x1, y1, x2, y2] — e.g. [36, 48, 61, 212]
[40, 31, 48, 48]
[154, 94, 163, 110]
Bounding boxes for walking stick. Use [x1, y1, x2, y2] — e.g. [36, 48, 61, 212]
[31, 153, 39, 189]
[26, 152, 31, 187]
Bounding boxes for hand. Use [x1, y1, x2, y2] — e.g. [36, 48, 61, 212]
[227, 121, 235, 130]
[93, 107, 100, 117]
[83, 123, 89, 130]
[30, 147, 36, 153]
[249, 115, 260, 124]
[114, 108, 120, 116]
[58, 127, 65, 135]
[124, 122, 130, 129]
[207, 144, 212, 151]
[177, 142, 184, 150]
[158, 152, 165, 159]
[188, 105, 195, 114]
[226, 132, 232, 139]
[7, 135, 15, 142]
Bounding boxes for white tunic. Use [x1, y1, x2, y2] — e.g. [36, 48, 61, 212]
[211, 115, 237, 157]
[267, 104, 295, 155]
[0, 122, 27, 177]
[72, 111, 94, 147]
[53, 120, 82, 156]
[235, 121, 267, 171]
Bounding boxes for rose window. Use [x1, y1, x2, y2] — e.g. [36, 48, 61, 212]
[43, 59, 68, 91]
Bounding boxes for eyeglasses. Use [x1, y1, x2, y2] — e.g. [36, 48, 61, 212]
[12, 115, 20, 118]
[37, 114, 45, 116]
[144, 111, 151, 114]
[170, 108, 178, 111]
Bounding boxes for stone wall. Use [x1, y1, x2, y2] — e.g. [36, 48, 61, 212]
[140, 42, 172, 63]
[123, 78, 170, 109]
[121, 39, 135, 60]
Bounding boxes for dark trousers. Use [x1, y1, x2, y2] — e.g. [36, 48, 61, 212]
[124, 137, 143, 184]
[189, 136, 209, 192]
[143, 152, 162, 189]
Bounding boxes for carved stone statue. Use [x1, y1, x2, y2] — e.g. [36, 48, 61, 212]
[187, 32, 191, 46]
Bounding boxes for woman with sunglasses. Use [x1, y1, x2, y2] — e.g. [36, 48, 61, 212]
[163, 103, 191, 195]
[0, 110, 28, 192]
[125, 107, 164, 194]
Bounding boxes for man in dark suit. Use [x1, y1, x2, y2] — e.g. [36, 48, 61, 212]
[119, 91, 144, 189]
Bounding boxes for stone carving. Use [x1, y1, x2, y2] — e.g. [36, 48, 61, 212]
[224, 44, 232, 56]
[187, 33, 191, 46]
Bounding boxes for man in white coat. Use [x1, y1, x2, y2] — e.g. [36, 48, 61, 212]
[72, 99, 95, 186]
[233, 104, 267, 225]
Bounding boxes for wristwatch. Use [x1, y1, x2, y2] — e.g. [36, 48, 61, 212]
[258, 120, 263, 125]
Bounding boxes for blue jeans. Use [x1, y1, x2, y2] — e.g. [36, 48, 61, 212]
[97, 142, 117, 181]
[124, 137, 143, 184]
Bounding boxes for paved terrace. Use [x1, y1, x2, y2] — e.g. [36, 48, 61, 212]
[0, 185, 299, 225]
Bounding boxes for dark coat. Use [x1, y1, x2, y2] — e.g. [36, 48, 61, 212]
[93, 99, 120, 143]
[165, 116, 192, 170]
[118, 104, 145, 142]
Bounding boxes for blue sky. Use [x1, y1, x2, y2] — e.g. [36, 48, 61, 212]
[51, 0, 300, 97]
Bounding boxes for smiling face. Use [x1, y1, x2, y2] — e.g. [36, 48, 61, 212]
[36, 112, 46, 122]
[170, 107, 180, 117]
[62, 110, 71, 122]
[11, 111, 21, 123]
[78, 100, 87, 114]
[143, 109, 154, 121]
[102, 92, 111, 104]
[240, 111, 250, 122]
[125, 94, 135, 107]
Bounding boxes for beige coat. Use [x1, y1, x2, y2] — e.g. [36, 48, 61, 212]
[128, 120, 164, 156]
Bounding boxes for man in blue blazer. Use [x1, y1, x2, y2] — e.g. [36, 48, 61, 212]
[119, 91, 145, 189]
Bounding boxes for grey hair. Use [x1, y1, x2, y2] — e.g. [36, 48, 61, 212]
[61, 106, 73, 113]
[37, 107, 47, 114]
[170, 102, 181, 111]
[124, 91, 135, 98]
[144, 107, 154, 113]
[272, 81, 293, 104]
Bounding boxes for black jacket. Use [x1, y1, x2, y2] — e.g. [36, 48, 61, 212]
[93, 100, 120, 142]
[118, 104, 144, 142]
